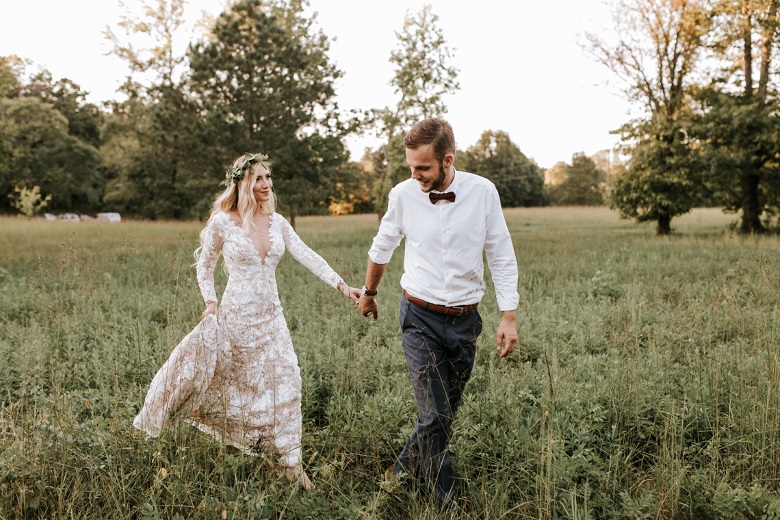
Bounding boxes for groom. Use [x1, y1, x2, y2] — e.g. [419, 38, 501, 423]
[358, 117, 519, 509]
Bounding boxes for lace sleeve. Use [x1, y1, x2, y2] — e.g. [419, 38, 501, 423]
[196, 214, 224, 303]
[279, 215, 343, 289]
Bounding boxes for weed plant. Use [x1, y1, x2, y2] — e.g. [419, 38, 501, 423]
[0, 208, 778, 519]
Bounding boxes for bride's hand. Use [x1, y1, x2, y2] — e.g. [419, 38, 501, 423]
[347, 286, 361, 303]
[201, 301, 218, 320]
[339, 282, 361, 304]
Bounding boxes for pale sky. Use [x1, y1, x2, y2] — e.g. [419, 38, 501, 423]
[0, 0, 633, 168]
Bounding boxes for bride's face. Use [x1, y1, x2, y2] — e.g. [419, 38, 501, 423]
[251, 164, 273, 203]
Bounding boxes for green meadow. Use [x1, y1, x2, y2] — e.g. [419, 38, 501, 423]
[1, 207, 778, 519]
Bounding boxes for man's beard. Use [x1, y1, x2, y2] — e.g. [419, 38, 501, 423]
[430, 162, 447, 192]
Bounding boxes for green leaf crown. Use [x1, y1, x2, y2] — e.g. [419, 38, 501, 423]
[220, 153, 271, 187]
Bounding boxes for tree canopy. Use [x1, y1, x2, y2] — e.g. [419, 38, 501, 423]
[0, 97, 102, 213]
[460, 130, 546, 207]
[588, 0, 711, 234]
[8, 0, 780, 227]
[591, 0, 780, 233]
[547, 153, 606, 206]
[609, 116, 701, 234]
[387, 4, 460, 130]
[188, 0, 350, 223]
[367, 4, 461, 218]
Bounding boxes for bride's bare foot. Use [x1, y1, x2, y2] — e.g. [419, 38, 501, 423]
[283, 466, 315, 491]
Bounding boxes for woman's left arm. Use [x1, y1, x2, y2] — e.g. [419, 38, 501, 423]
[280, 216, 360, 302]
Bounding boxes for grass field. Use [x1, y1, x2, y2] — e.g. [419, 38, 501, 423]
[0, 207, 778, 519]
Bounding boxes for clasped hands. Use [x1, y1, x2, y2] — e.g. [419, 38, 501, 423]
[358, 294, 378, 320]
[200, 286, 516, 358]
[338, 282, 361, 303]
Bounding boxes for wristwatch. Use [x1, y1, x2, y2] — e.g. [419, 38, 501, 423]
[362, 285, 378, 297]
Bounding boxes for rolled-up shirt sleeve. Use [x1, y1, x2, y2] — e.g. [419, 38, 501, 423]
[368, 188, 404, 264]
[484, 186, 519, 311]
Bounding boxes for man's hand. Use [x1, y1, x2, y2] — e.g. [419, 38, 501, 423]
[358, 295, 378, 320]
[496, 311, 518, 358]
[359, 260, 386, 321]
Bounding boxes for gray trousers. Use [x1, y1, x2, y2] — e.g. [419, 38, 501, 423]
[393, 297, 482, 506]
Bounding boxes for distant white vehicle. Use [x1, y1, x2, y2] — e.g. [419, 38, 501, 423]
[44, 213, 57, 221]
[97, 212, 122, 223]
[58, 213, 80, 222]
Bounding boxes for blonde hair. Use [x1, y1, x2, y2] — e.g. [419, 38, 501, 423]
[194, 156, 276, 264]
[212, 160, 275, 226]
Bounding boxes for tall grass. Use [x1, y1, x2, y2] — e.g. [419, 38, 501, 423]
[0, 208, 778, 519]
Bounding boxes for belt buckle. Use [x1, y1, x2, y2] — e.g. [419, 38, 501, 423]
[448, 305, 465, 316]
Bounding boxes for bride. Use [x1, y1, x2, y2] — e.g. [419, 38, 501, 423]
[133, 153, 360, 490]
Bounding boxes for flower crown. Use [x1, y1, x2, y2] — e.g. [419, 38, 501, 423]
[220, 153, 271, 187]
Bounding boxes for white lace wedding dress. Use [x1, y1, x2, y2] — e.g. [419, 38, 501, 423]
[133, 211, 344, 468]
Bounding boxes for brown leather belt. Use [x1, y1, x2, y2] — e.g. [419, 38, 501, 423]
[403, 290, 478, 316]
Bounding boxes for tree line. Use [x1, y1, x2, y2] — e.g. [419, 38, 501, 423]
[5, 0, 778, 233]
[591, 0, 780, 234]
[0, 0, 612, 223]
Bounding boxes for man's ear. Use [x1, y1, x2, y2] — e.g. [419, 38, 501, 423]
[443, 153, 454, 168]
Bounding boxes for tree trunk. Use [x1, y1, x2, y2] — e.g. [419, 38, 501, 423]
[656, 214, 672, 235]
[376, 159, 392, 224]
[738, 3, 765, 235]
[288, 201, 296, 230]
[743, 4, 754, 97]
[757, 2, 778, 101]
[740, 173, 764, 234]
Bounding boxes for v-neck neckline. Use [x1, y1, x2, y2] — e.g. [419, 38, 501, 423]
[223, 211, 274, 264]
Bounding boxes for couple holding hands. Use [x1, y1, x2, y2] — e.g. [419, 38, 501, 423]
[133, 118, 519, 511]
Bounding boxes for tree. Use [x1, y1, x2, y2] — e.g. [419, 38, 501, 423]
[19, 71, 103, 148]
[0, 58, 106, 213]
[388, 4, 460, 130]
[366, 135, 409, 218]
[544, 161, 569, 186]
[370, 4, 461, 217]
[587, 0, 711, 233]
[609, 116, 701, 234]
[590, 149, 624, 184]
[460, 130, 546, 207]
[327, 159, 374, 215]
[0, 97, 102, 213]
[101, 0, 218, 219]
[9, 185, 52, 217]
[0, 57, 21, 183]
[188, 0, 350, 226]
[548, 153, 606, 206]
[0, 56, 21, 98]
[104, 0, 188, 91]
[101, 87, 215, 219]
[690, 88, 780, 228]
[696, 0, 780, 232]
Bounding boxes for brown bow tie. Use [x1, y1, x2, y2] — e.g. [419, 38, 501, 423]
[429, 192, 456, 204]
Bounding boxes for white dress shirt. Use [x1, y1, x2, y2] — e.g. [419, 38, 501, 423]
[368, 170, 519, 311]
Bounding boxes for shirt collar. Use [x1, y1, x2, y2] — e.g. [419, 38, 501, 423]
[430, 168, 459, 194]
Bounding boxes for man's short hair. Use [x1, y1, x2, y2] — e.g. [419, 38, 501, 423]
[404, 118, 455, 163]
